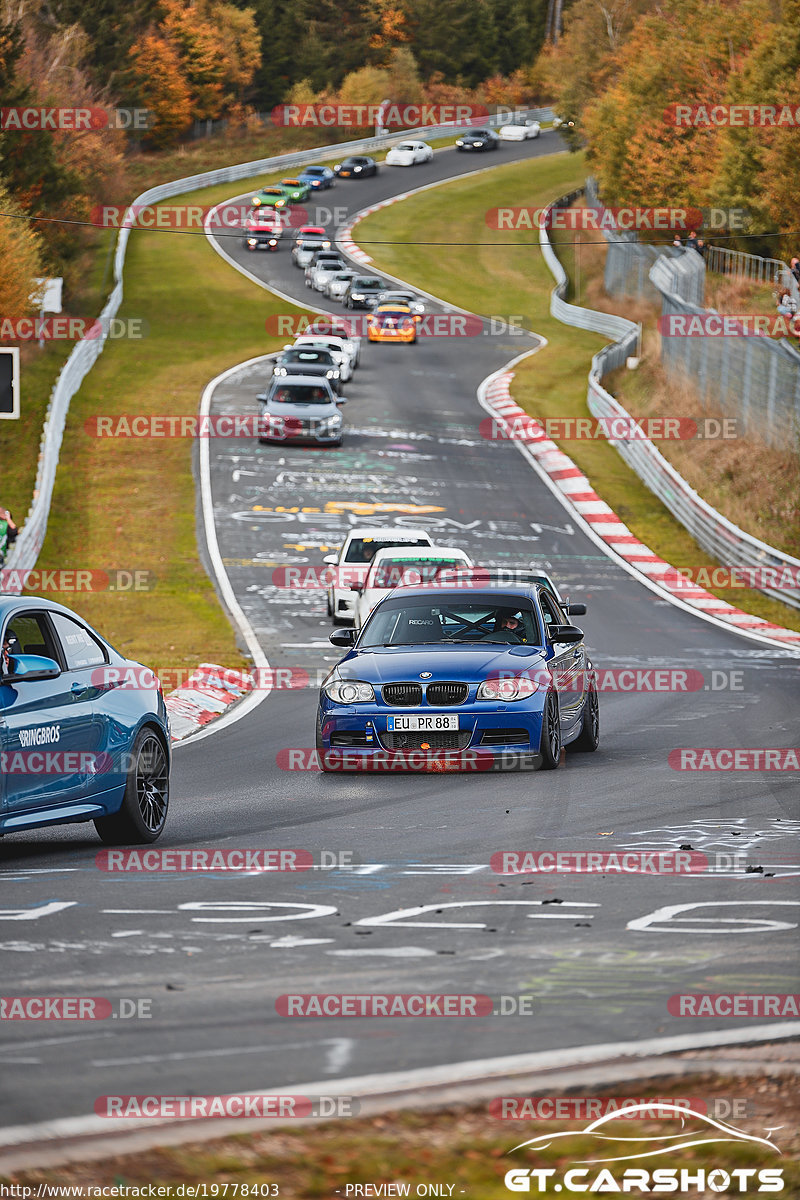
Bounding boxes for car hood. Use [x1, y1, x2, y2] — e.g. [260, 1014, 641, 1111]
[337, 644, 546, 684]
[264, 400, 337, 418]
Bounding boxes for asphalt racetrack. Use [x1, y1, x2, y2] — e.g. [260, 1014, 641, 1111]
[1, 131, 799, 1131]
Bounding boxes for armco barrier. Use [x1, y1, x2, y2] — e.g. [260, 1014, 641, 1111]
[540, 190, 800, 612]
[5, 110, 551, 586]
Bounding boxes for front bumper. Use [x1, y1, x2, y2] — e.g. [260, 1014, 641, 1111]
[317, 700, 545, 770]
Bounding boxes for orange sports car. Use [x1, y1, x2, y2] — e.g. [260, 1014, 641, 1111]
[367, 305, 417, 344]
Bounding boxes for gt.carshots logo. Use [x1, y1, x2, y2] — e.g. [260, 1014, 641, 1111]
[270, 103, 487, 127]
[503, 1103, 784, 1192]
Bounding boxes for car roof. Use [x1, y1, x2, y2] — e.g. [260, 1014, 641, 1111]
[370, 546, 470, 562]
[269, 374, 335, 388]
[343, 527, 431, 540]
[0, 595, 95, 621]
[378, 584, 537, 602]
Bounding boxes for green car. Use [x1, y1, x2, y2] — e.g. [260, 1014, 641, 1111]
[251, 186, 290, 210]
[279, 177, 312, 202]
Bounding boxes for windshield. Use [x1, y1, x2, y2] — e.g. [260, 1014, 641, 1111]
[360, 600, 539, 647]
[270, 385, 331, 406]
[354, 278, 382, 289]
[282, 349, 334, 365]
[344, 537, 431, 564]
[396, 143, 414, 151]
[368, 557, 466, 588]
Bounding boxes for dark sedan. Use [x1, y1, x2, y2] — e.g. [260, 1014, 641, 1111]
[344, 276, 385, 310]
[455, 128, 500, 151]
[333, 156, 379, 178]
[272, 347, 342, 392]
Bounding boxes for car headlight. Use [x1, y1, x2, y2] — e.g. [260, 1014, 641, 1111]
[455, 139, 463, 146]
[351, 292, 364, 300]
[269, 238, 277, 246]
[326, 369, 339, 378]
[324, 678, 373, 704]
[276, 200, 285, 206]
[354, 166, 362, 172]
[476, 675, 546, 702]
[273, 367, 286, 375]
[247, 238, 257, 245]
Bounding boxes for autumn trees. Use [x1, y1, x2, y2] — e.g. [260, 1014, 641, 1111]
[543, 0, 800, 258]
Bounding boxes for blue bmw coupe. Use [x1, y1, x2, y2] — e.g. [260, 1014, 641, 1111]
[1, 596, 171, 842]
[316, 580, 599, 771]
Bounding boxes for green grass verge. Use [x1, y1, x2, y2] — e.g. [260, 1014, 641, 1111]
[27, 177, 312, 674]
[355, 153, 800, 632]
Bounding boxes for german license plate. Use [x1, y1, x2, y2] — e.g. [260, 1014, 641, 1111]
[386, 714, 459, 732]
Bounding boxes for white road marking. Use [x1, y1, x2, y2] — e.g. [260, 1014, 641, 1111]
[324, 1038, 353, 1074]
[628, 900, 800, 934]
[356, 900, 600, 929]
[91, 1038, 342, 1068]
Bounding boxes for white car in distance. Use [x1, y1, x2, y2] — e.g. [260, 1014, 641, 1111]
[385, 140, 434, 166]
[323, 528, 434, 625]
[325, 270, 357, 301]
[310, 258, 348, 292]
[499, 119, 541, 141]
[353, 546, 474, 630]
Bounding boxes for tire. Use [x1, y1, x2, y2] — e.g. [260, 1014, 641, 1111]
[538, 691, 561, 770]
[94, 728, 169, 844]
[571, 683, 599, 752]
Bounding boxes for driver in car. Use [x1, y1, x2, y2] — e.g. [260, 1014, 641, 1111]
[495, 610, 527, 641]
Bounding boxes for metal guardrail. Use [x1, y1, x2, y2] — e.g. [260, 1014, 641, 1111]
[5, 111, 553, 584]
[540, 190, 800, 611]
[705, 244, 800, 307]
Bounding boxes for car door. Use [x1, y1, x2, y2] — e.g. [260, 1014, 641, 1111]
[0, 610, 100, 813]
[538, 590, 584, 727]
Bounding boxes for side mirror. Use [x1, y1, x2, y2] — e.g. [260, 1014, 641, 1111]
[3, 653, 61, 682]
[349, 581, 363, 592]
[329, 628, 355, 647]
[548, 624, 584, 645]
[322, 553, 338, 566]
[256, 393, 268, 403]
[336, 397, 348, 405]
[565, 602, 587, 616]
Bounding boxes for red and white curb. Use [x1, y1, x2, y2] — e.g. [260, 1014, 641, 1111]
[484, 373, 800, 647]
[165, 663, 254, 743]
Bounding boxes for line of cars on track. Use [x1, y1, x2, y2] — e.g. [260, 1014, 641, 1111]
[315, 529, 597, 772]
